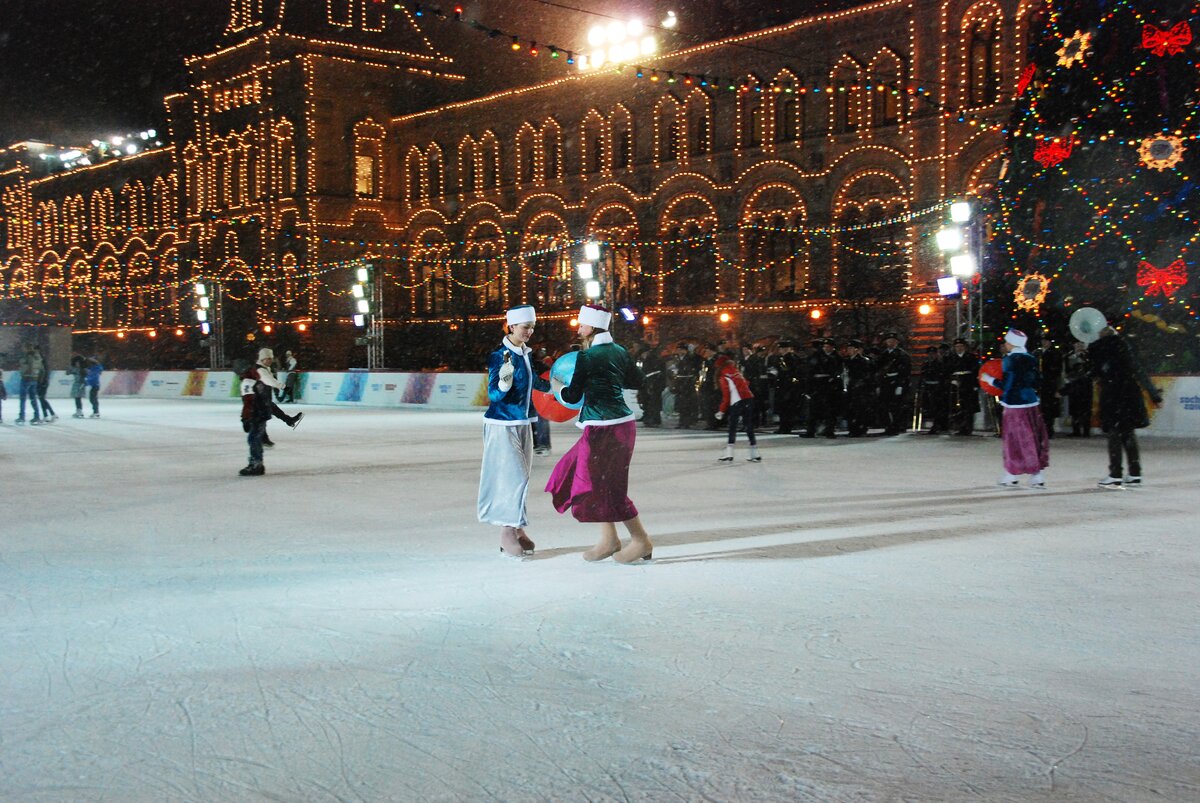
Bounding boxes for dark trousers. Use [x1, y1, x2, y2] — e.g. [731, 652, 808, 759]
[247, 419, 267, 465]
[532, 417, 551, 451]
[727, 399, 757, 445]
[88, 386, 99, 415]
[1107, 428, 1141, 478]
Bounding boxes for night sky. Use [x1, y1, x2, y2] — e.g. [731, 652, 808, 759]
[0, 0, 811, 146]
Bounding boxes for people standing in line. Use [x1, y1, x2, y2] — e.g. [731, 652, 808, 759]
[84, 356, 104, 418]
[843, 339, 874, 437]
[68, 354, 87, 418]
[635, 342, 666, 428]
[996, 329, 1049, 488]
[530, 346, 553, 456]
[546, 304, 652, 564]
[670, 343, 700, 428]
[804, 338, 843, 438]
[1064, 340, 1094, 437]
[1088, 327, 1163, 487]
[1037, 331, 1064, 438]
[946, 338, 982, 435]
[705, 343, 761, 463]
[237, 348, 303, 476]
[697, 346, 722, 430]
[875, 332, 911, 435]
[478, 305, 551, 557]
[34, 345, 57, 422]
[16, 342, 44, 425]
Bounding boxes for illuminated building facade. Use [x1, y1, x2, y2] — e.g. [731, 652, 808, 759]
[0, 0, 1029, 365]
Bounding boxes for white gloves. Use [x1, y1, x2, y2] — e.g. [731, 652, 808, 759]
[715, 411, 725, 421]
[894, 386, 903, 396]
[498, 354, 515, 392]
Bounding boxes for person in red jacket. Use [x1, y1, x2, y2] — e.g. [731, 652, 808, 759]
[701, 343, 761, 463]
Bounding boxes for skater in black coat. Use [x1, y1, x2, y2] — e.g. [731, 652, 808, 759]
[1088, 328, 1162, 486]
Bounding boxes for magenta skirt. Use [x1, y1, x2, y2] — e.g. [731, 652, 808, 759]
[546, 421, 639, 523]
[1002, 406, 1050, 475]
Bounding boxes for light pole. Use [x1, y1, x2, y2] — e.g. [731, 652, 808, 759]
[193, 280, 224, 369]
[351, 262, 384, 369]
[577, 239, 606, 304]
[937, 200, 981, 346]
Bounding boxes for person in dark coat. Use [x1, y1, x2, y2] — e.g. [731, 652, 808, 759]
[918, 345, 948, 434]
[1037, 332, 1064, 438]
[945, 338, 981, 435]
[670, 343, 701, 428]
[768, 340, 803, 433]
[1088, 328, 1163, 487]
[1063, 341, 1093, 436]
[844, 339, 874, 436]
[634, 343, 666, 427]
[804, 338, 842, 438]
[875, 332, 911, 435]
[742, 344, 771, 428]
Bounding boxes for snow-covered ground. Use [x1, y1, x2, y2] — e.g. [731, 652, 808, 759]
[2, 400, 1198, 802]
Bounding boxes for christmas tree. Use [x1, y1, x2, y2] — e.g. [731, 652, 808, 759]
[991, 0, 1200, 371]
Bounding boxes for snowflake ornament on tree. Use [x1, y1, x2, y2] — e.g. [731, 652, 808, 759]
[1139, 135, 1185, 170]
[1056, 30, 1091, 67]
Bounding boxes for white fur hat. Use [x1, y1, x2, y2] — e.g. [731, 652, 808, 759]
[258, 347, 274, 361]
[578, 304, 611, 330]
[506, 305, 536, 326]
[1004, 328, 1027, 348]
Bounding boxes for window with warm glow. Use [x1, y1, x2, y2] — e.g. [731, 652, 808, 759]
[355, 155, 375, 196]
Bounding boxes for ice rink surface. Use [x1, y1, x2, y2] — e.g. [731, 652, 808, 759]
[2, 399, 1198, 802]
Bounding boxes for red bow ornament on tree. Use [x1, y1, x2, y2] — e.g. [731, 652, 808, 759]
[1142, 22, 1192, 56]
[1034, 135, 1074, 167]
[1016, 63, 1037, 96]
[1136, 259, 1188, 297]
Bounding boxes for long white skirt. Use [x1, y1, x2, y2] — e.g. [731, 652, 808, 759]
[477, 422, 534, 527]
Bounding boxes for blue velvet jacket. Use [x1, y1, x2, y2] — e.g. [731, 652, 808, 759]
[484, 338, 551, 425]
[1000, 350, 1040, 408]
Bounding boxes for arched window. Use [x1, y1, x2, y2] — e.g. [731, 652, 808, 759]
[541, 119, 561, 181]
[273, 120, 296, 196]
[830, 59, 863, 134]
[427, 144, 443, 197]
[581, 110, 606, 175]
[611, 105, 634, 170]
[870, 50, 904, 127]
[738, 78, 765, 148]
[516, 124, 537, 185]
[480, 131, 500, 190]
[655, 96, 682, 163]
[684, 90, 712, 159]
[405, 146, 425, 204]
[966, 12, 1002, 106]
[353, 118, 386, 199]
[458, 136, 478, 195]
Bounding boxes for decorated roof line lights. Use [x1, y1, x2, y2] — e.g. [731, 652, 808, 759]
[382, 0, 1015, 131]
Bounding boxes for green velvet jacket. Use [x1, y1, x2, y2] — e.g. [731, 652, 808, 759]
[561, 332, 644, 425]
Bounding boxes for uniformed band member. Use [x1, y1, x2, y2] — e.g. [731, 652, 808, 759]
[635, 343, 666, 427]
[1038, 331, 1064, 438]
[945, 337, 981, 435]
[919, 345, 948, 434]
[875, 332, 911, 435]
[671, 343, 701, 428]
[742, 344, 771, 428]
[768, 339, 804, 434]
[804, 337, 842, 438]
[844, 339, 874, 436]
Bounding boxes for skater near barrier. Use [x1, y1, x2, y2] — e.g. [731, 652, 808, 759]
[996, 329, 1049, 488]
[84, 357, 103, 418]
[1089, 327, 1162, 488]
[705, 343, 761, 463]
[68, 354, 87, 418]
[34, 345, 57, 422]
[16, 343, 44, 425]
[478, 305, 551, 557]
[238, 348, 303, 476]
[546, 304, 653, 564]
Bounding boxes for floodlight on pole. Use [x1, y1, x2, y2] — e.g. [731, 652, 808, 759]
[199, 296, 210, 308]
[583, 241, 601, 261]
[194, 282, 206, 296]
[575, 262, 594, 280]
[936, 227, 963, 252]
[351, 284, 365, 299]
[356, 266, 369, 282]
[584, 280, 602, 299]
[950, 201, 973, 223]
[950, 253, 977, 276]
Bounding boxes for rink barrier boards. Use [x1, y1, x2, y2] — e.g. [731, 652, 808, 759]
[4, 370, 1200, 437]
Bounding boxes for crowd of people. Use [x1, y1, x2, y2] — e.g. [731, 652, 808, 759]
[0, 343, 103, 425]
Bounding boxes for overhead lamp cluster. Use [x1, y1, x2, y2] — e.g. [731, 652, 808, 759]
[351, 265, 373, 327]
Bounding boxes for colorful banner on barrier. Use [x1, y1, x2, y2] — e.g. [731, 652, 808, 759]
[7, 369, 1195, 434]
